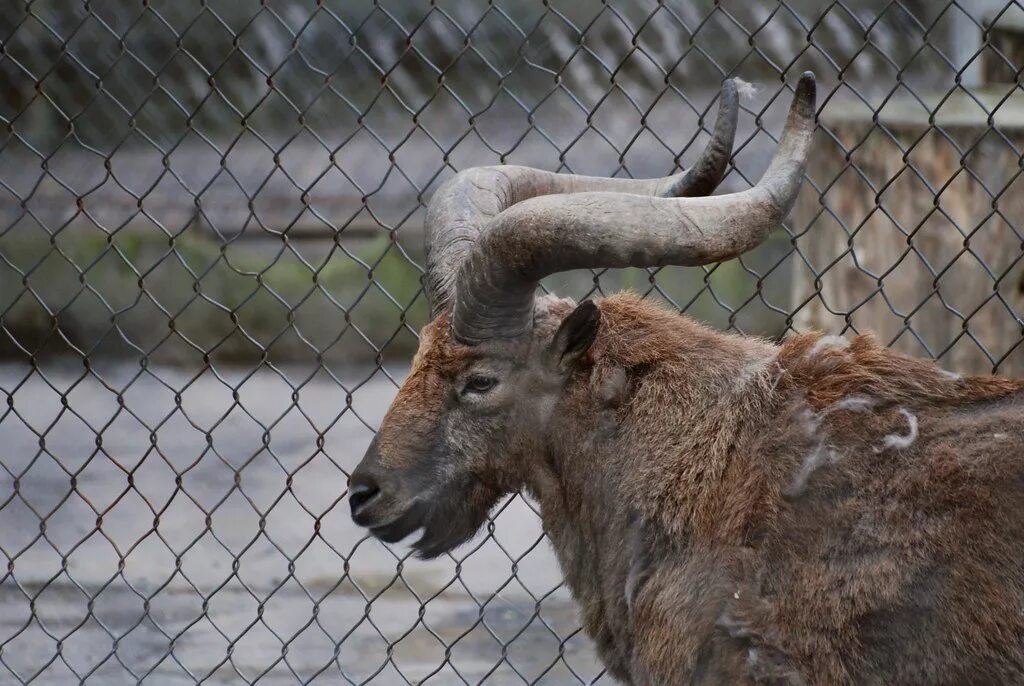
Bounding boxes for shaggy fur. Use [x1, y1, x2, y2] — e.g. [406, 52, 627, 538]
[352, 293, 1024, 684]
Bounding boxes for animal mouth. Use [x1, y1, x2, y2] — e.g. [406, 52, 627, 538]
[350, 474, 495, 559]
[355, 497, 429, 545]
[359, 499, 471, 559]
[368, 504, 425, 544]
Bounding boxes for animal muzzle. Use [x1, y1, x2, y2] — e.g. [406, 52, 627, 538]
[347, 470, 381, 526]
[349, 437, 425, 543]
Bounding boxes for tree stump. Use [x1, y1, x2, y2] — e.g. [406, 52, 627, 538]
[790, 89, 1024, 374]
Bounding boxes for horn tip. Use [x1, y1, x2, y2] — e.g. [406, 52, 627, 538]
[797, 71, 816, 100]
[791, 71, 817, 119]
[719, 78, 738, 110]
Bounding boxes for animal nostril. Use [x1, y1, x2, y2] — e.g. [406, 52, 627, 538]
[349, 479, 380, 515]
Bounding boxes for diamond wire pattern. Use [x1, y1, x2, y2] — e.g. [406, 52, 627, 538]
[1, 1, 1023, 683]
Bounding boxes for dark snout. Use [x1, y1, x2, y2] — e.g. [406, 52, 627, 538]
[350, 429, 501, 559]
[348, 470, 381, 526]
[349, 436, 385, 525]
[349, 437, 425, 543]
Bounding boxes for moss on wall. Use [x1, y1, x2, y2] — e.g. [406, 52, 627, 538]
[0, 226, 430, 367]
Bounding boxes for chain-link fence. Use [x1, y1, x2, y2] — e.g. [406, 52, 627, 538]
[2, 1, 1024, 683]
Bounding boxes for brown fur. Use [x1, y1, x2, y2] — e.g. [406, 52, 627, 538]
[352, 293, 1024, 684]
[375, 318, 464, 469]
[777, 332, 1024, 409]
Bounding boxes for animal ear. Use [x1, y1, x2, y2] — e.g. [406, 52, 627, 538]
[547, 300, 600, 371]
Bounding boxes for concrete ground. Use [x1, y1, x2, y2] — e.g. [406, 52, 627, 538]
[0, 359, 608, 685]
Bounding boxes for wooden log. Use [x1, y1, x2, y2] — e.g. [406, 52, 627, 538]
[790, 90, 1024, 374]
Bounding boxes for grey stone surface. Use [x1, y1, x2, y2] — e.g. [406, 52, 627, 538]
[0, 360, 606, 684]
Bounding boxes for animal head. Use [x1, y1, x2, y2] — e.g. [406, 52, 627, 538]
[349, 74, 817, 558]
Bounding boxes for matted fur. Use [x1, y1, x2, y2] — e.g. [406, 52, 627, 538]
[354, 293, 1024, 684]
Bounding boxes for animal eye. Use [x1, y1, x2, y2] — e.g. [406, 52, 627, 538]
[462, 375, 497, 395]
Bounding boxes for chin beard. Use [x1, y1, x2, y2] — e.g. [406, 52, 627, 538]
[411, 475, 502, 559]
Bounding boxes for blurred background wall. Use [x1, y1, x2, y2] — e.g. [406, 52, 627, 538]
[3, 0, 1021, 373]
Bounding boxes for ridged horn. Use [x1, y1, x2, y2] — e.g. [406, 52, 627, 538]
[450, 72, 816, 344]
[423, 78, 740, 316]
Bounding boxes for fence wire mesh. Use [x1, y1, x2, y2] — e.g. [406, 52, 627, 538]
[2, 0, 1024, 683]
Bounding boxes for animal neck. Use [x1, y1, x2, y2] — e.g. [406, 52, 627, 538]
[526, 294, 785, 580]
[517, 296, 786, 673]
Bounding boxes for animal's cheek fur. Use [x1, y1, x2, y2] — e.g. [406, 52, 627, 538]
[376, 405, 443, 471]
[443, 419, 486, 469]
[439, 413, 516, 488]
[375, 367, 449, 470]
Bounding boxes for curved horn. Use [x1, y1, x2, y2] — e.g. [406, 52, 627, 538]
[452, 72, 816, 344]
[424, 79, 739, 315]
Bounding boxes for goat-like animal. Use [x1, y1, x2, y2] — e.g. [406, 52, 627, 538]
[349, 72, 1024, 683]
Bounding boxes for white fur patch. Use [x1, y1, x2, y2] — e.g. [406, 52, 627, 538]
[877, 408, 918, 452]
[785, 396, 877, 497]
[532, 295, 575, 320]
[734, 78, 760, 101]
[784, 439, 836, 498]
[810, 335, 849, 356]
[624, 566, 640, 614]
[941, 369, 962, 381]
[824, 394, 877, 414]
[994, 432, 1008, 440]
[799, 407, 823, 436]
[734, 353, 773, 392]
